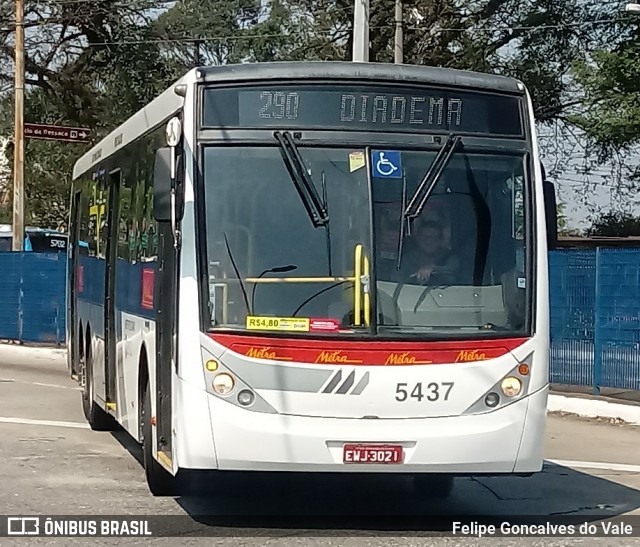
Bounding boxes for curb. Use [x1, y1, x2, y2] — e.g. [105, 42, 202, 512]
[547, 394, 640, 426]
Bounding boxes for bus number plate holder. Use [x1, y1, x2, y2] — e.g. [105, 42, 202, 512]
[343, 444, 403, 464]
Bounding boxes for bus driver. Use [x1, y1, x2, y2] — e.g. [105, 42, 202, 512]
[404, 217, 459, 285]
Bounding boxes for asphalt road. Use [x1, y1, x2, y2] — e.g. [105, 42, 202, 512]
[0, 343, 639, 545]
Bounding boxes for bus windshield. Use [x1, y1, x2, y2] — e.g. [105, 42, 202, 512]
[204, 146, 370, 331]
[203, 146, 528, 338]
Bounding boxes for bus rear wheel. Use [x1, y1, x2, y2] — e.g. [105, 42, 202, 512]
[81, 343, 116, 431]
[413, 475, 454, 500]
[141, 384, 180, 496]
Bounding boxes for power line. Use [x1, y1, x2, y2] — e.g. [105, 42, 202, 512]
[0, 17, 632, 46]
[0, 9, 634, 34]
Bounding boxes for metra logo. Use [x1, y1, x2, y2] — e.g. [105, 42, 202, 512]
[384, 352, 432, 365]
[246, 347, 277, 359]
[315, 351, 363, 364]
[244, 347, 292, 361]
[455, 349, 488, 362]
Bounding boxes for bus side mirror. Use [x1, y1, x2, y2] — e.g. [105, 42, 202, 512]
[153, 147, 172, 222]
[543, 180, 558, 250]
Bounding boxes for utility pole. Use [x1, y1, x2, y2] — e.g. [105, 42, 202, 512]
[12, 0, 25, 251]
[352, 0, 369, 62]
[394, 0, 403, 64]
[194, 40, 202, 68]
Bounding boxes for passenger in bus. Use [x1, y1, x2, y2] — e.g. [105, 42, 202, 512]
[403, 218, 459, 285]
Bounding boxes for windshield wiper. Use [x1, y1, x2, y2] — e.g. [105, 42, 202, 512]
[273, 131, 329, 227]
[320, 171, 333, 276]
[403, 134, 462, 220]
[396, 134, 462, 269]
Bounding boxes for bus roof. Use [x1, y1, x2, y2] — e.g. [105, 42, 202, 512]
[73, 61, 526, 180]
[197, 61, 525, 94]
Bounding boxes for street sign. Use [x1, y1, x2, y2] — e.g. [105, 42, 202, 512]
[24, 123, 90, 143]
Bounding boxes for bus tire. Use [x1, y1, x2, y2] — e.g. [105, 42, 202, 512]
[413, 475, 454, 500]
[141, 383, 180, 496]
[81, 341, 116, 431]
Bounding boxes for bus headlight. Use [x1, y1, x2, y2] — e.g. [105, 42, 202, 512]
[501, 376, 522, 398]
[462, 355, 533, 416]
[201, 347, 278, 413]
[212, 373, 235, 395]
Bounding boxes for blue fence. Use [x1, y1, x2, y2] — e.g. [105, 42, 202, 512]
[550, 248, 640, 391]
[1, 249, 640, 391]
[0, 252, 66, 344]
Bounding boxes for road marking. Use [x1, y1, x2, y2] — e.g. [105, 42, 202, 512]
[548, 459, 640, 473]
[0, 378, 79, 390]
[0, 417, 89, 429]
[31, 381, 80, 390]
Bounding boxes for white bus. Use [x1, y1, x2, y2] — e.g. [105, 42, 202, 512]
[66, 62, 557, 497]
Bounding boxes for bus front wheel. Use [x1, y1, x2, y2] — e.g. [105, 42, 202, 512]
[141, 384, 180, 496]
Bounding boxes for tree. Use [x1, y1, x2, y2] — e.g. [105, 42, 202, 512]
[568, 11, 640, 197]
[586, 210, 640, 237]
[0, 1, 188, 227]
[556, 201, 580, 237]
[0, 0, 628, 227]
[571, 20, 640, 156]
[0, 136, 11, 220]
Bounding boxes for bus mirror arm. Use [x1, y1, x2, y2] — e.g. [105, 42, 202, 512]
[169, 146, 183, 248]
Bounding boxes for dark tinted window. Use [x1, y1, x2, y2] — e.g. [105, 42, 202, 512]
[0, 236, 11, 252]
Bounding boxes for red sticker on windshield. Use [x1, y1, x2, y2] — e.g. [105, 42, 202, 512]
[309, 318, 341, 332]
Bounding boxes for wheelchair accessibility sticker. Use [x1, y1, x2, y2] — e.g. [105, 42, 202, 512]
[371, 150, 402, 179]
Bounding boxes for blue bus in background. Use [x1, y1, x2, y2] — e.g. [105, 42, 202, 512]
[0, 224, 69, 253]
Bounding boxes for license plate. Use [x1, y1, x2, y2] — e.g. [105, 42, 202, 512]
[343, 444, 403, 464]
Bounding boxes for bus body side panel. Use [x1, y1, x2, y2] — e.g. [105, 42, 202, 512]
[110, 123, 167, 440]
[72, 118, 183, 441]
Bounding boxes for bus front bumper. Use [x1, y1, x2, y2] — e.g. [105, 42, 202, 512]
[175, 378, 547, 474]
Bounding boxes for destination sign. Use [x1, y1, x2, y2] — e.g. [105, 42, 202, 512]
[202, 85, 523, 136]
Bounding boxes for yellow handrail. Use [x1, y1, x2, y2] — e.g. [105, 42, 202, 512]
[216, 244, 372, 328]
[354, 244, 363, 326]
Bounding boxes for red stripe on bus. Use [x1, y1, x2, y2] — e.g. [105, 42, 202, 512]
[141, 269, 154, 310]
[207, 333, 529, 365]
